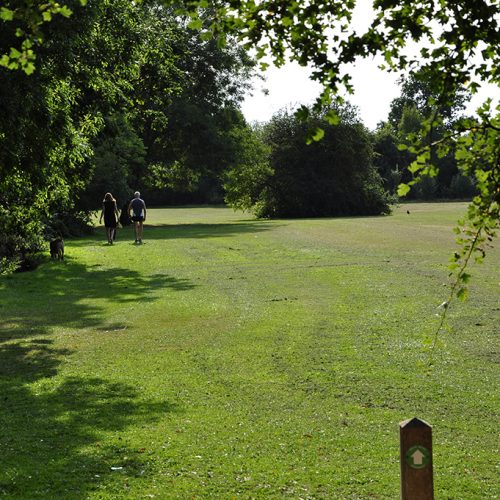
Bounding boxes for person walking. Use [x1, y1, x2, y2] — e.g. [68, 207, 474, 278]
[119, 199, 132, 227]
[99, 192, 120, 244]
[128, 191, 147, 244]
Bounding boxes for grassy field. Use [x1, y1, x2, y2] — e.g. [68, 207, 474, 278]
[0, 203, 498, 499]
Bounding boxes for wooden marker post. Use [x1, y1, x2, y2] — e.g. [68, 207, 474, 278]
[400, 417, 434, 500]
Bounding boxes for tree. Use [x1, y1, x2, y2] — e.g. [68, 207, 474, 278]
[80, 112, 146, 211]
[225, 105, 393, 218]
[0, 0, 151, 271]
[0, 0, 81, 74]
[372, 123, 405, 194]
[134, 7, 256, 199]
[381, 73, 472, 200]
[223, 123, 273, 213]
[388, 74, 468, 130]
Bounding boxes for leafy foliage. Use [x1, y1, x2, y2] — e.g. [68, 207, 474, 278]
[223, 124, 273, 212]
[0, 0, 84, 74]
[133, 8, 255, 199]
[2, 0, 499, 286]
[225, 105, 393, 218]
[371, 123, 405, 194]
[0, 0, 143, 271]
[373, 74, 473, 200]
[80, 113, 146, 211]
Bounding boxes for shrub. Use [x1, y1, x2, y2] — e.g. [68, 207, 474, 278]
[226, 106, 393, 218]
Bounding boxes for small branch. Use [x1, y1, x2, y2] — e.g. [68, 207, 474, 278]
[485, 119, 500, 132]
[429, 226, 483, 361]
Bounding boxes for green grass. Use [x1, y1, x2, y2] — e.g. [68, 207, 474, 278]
[0, 203, 498, 499]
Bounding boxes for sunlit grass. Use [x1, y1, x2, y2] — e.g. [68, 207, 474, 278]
[0, 203, 498, 498]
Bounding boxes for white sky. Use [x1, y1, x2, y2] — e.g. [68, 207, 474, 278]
[241, 60, 400, 130]
[240, 1, 499, 130]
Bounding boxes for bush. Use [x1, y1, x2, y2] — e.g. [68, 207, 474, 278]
[225, 106, 393, 218]
[0, 202, 46, 274]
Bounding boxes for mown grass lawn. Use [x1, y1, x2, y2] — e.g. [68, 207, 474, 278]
[0, 203, 498, 499]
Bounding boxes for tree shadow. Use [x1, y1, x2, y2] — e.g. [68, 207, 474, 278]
[0, 256, 186, 495]
[0, 337, 175, 497]
[0, 259, 196, 342]
[140, 221, 277, 240]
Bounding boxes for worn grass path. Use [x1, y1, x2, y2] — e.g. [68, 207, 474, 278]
[0, 203, 498, 498]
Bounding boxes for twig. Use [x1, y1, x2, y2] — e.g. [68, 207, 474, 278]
[429, 226, 483, 362]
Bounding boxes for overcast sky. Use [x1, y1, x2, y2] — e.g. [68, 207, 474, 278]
[240, 1, 499, 130]
[241, 60, 499, 130]
[240, 59, 400, 130]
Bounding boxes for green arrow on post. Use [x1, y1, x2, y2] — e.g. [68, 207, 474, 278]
[406, 445, 431, 469]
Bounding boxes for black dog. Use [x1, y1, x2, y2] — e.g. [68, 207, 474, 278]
[50, 238, 64, 260]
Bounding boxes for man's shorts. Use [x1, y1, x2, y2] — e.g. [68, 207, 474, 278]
[131, 216, 144, 222]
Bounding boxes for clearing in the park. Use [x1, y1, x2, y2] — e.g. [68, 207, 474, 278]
[0, 203, 498, 498]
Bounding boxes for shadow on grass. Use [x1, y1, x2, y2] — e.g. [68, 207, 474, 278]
[0, 259, 195, 342]
[69, 220, 277, 247]
[137, 221, 277, 240]
[0, 219, 277, 495]
[0, 263, 182, 495]
[0, 339, 173, 497]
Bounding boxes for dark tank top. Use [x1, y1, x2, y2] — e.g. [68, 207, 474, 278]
[103, 200, 117, 227]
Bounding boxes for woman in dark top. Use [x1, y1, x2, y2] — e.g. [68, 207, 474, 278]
[99, 192, 120, 244]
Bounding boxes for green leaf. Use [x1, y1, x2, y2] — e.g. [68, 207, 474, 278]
[0, 7, 15, 21]
[460, 272, 471, 284]
[408, 161, 420, 174]
[9, 47, 21, 59]
[397, 183, 411, 197]
[187, 18, 203, 31]
[295, 106, 309, 122]
[24, 62, 36, 75]
[324, 109, 340, 125]
[216, 35, 226, 49]
[200, 31, 212, 41]
[305, 127, 325, 145]
[59, 6, 73, 18]
[457, 287, 468, 301]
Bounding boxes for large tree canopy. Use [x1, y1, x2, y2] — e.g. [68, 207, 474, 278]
[225, 104, 392, 218]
